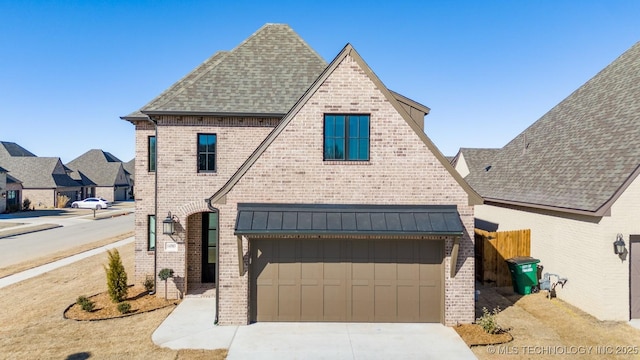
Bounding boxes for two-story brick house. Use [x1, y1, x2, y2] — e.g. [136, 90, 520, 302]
[122, 24, 481, 326]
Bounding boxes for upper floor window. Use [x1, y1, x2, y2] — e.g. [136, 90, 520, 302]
[324, 114, 370, 161]
[148, 136, 156, 172]
[198, 134, 217, 172]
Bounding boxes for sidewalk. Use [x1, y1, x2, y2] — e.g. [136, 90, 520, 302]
[0, 237, 134, 289]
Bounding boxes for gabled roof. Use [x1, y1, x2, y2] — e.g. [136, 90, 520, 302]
[0, 157, 80, 188]
[465, 41, 640, 216]
[207, 43, 482, 207]
[0, 166, 7, 173]
[0, 141, 36, 158]
[66, 149, 129, 187]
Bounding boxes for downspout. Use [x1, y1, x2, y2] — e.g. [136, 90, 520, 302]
[147, 116, 158, 295]
[207, 201, 220, 325]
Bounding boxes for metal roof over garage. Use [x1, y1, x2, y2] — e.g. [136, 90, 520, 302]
[235, 203, 464, 236]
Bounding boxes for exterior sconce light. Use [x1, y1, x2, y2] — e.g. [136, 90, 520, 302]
[613, 233, 626, 255]
[163, 211, 178, 235]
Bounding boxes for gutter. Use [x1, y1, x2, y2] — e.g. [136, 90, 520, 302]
[148, 116, 159, 295]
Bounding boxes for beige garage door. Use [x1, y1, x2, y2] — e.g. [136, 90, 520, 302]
[251, 238, 443, 323]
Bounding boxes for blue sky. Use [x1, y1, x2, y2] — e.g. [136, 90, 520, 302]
[1, 1, 639, 163]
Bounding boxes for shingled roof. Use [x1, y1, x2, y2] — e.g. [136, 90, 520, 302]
[0, 157, 79, 188]
[0, 141, 36, 158]
[452, 148, 500, 178]
[66, 149, 129, 187]
[465, 42, 640, 215]
[123, 24, 327, 118]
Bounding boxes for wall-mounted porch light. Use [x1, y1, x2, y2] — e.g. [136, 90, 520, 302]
[163, 211, 178, 235]
[613, 233, 626, 255]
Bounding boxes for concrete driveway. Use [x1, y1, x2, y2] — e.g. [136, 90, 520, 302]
[153, 298, 476, 359]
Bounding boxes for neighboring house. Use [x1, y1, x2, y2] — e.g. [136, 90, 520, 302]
[0, 166, 6, 213]
[0, 141, 81, 208]
[5, 173, 23, 211]
[123, 158, 134, 199]
[458, 42, 640, 321]
[66, 149, 132, 202]
[122, 24, 481, 326]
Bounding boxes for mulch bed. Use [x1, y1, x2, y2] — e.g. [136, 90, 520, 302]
[64, 285, 178, 321]
[454, 323, 513, 346]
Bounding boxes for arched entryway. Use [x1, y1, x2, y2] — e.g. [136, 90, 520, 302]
[186, 210, 218, 297]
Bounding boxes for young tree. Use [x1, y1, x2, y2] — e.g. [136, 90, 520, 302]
[104, 249, 128, 303]
[158, 268, 174, 300]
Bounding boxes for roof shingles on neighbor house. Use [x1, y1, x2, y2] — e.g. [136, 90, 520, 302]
[463, 41, 640, 216]
[462, 41, 640, 322]
[66, 149, 132, 202]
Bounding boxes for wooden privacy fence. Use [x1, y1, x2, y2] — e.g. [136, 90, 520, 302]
[475, 228, 531, 286]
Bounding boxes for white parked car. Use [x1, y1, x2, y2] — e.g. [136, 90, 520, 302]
[71, 197, 111, 209]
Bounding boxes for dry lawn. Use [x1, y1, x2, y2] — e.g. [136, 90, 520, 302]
[473, 287, 640, 359]
[0, 242, 227, 359]
[0, 232, 133, 279]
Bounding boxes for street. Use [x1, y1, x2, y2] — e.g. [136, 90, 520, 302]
[0, 211, 134, 268]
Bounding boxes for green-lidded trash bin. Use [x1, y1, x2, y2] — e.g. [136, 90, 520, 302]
[505, 256, 540, 295]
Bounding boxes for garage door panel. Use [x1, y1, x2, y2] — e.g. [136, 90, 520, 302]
[398, 285, 419, 322]
[252, 238, 443, 323]
[398, 263, 418, 280]
[374, 284, 397, 322]
[351, 284, 373, 321]
[301, 284, 322, 321]
[324, 284, 346, 321]
[278, 284, 300, 321]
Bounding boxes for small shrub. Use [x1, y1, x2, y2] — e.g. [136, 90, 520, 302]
[56, 194, 70, 208]
[76, 295, 95, 312]
[22, 198, 31, 211]
[143, 277, 154, 293]
[104, 249, 128, 303]
[117, 302, 131, 314]
[476, 306, 503, 334]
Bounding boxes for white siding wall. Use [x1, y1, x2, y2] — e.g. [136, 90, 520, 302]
[476, 175, 640, 320]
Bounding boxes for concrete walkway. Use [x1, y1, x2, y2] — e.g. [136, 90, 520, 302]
[153, 298, 477, 359]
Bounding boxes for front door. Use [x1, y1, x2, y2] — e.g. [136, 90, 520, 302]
[631, 235, 640, 319]
[202, 212, 218, 283]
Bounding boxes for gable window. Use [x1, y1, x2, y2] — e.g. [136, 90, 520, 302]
[324, 114, 370, 161]
[198, 134, 217, 172]
[148, 136, 156, 172]
[148, 215, 156, 251]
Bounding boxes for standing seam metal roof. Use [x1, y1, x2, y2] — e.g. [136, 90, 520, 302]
[235, 203, 464, 236]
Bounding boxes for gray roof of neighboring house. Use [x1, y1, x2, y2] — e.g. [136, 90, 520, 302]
[0, 141, 36, 158]
[123, 159, 134, 179]
[455, 148, 500, 175]
[0, 157, 80, 188]
[464, 41, 640, 215]
[125, 24, 327, 117]
[6, 173, 21, 184]
[66, 149, 129, 187]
